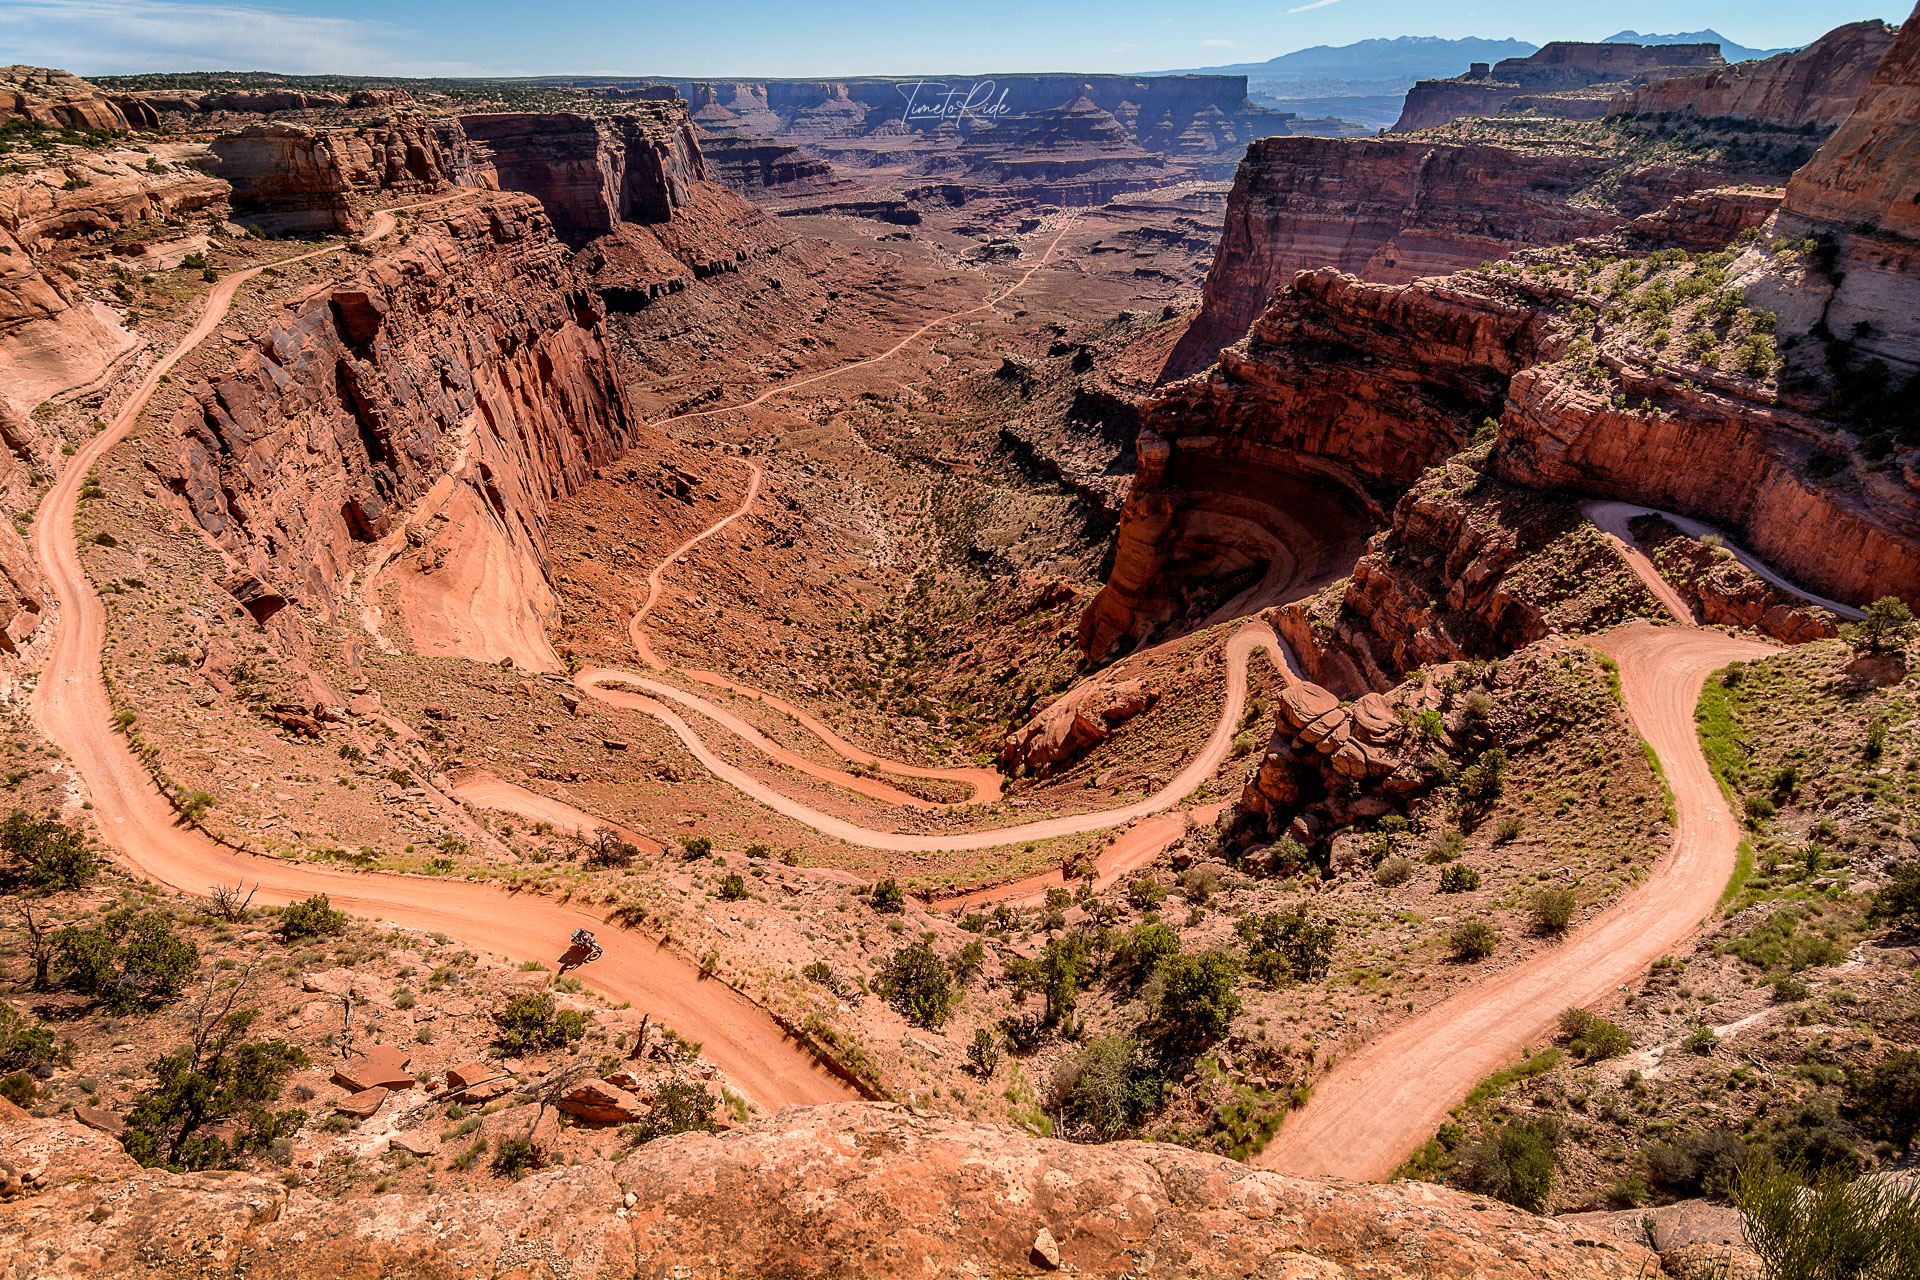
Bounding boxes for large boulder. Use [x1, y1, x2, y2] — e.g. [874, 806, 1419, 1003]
[556, 1079, 646, 1125]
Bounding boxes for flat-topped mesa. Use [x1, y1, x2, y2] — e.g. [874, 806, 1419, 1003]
[1610, 20, 1896, 130]
[111, 87, 414, 128]
[164, 193, 633, 668]
[209, 117, 455, 234]
[1766, 3, 1920, 371]
[1395, 41, 1725, 131]
[0, 65, 132, 131]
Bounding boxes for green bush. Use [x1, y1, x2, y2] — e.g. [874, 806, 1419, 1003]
[1683, 1025, 1720, 1055]
[0, 1072, 36, 1106]
[1004, 933, 1091, 1027]
[56, 913, 198, 1013]
[121, 1009, 307, 1171]
[876, 940, 953, 1029]
[1453, 1120, 1558, 1213]
[1733, 1162, 1920, 1280]
[491, 991, 588, 1054]
[717, 873, 748, 901]
[1235, 910, 1338, 984]
[1840, 596, 1916, 656]
[966, 1027, 1000, 1077]
[1112, 921, 1181, 986]
[1873, 862, 1920, 929]
[1456, 748, 1509, 805]
[0, 1005, 60, 1075]
[1439, 864, 1481, 893]
[1055, 1036, 1164, 1139]
[1153, 950, 1242, 1056]
[1449, 918, 1499, 961]
[869, 878, 906, 913]
[678, 835, 712, 858]
[1125, 876, 1166, 910]
[623, 1079, 717, 1144]
[1557, 1007, 1631, 1061]
[277, 893, 346, 942]
[1373, 856, 1414, 887]
[1, 810, 96, 892]
[1529, 888, 1577, 932]
[490, 1136, 538, 1177]
[1846, 1050, 1920, 1153]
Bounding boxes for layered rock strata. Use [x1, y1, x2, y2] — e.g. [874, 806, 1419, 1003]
[1765, 6, 1920, 371]
[210, 117, 453, 234]
[1610, 20, 1896, 129]
[0, 1100, 1659, 1279]
[1082, 270, 1558, 660]
[0, 65, 131, 130]
[1395, 42, 1725, 131]
[165, 193, 632, 669]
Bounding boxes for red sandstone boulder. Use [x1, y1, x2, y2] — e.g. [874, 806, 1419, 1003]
[556, 1079, 646, 1124]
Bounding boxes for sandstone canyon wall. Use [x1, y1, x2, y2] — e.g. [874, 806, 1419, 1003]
[210, 117, 455, 234]
[1394, 41, 1725, 131]
[1767, 6, 1920, 372]
[0, 65, 133, 131]
[1610, 20, 1896, 129]
[166, 193, 633, 671]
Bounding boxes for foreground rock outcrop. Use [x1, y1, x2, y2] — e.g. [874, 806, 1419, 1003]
[210, 117, 455, 234]
[0, 1101, 1658, 1278]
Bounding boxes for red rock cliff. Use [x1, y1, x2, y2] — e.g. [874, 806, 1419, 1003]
[1610, 21, 1896, 129]
[210, 117, 454, 234]
[167, 193, 632, 665]
[1395, 42, 1724, 131]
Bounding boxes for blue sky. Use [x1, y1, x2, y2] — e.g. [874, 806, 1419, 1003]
[0, 0, 1904, 79]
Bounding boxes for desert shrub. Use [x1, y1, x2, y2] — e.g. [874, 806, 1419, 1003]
[869, 878, 906, 913]
[1557, 1007, 1631, 1061]
[1125, 876, 1167, 910]
[1456, 1121, 1559, 1213]
[121, 1010, 308, 1171]
[1683, 1025, 1719, 1055]
[1449, 918, 1498, 961]
[1646, 1127, 1757, 1197]
[1426, 830, 1465, 863]
[1235, 909, 1337, 985]
[1529, 888, 1577, 932]
[0, 1005, 60, 1075]
[717, 874, 748, 901]
[1847, 1050, 1920, 1153]
[1840, 596, 1916, 655]
[1055, 1035, 1165, 1139]
[875, 941, 953, 1029]
[966, 1027, 1001, 1077]
[1493, 815, 1525, 844]
[491, 1137, 538, 1178]
[0, 1072, 34, 1106]
[1, 810, 96, 892]
[586, 828, 637, 867]
[1005, 933, 1092, 1027]
[277, 893, 346, 942]
[1873, 862, 1920, 929]
[56, 914, 198, 1014]
[1733, 1162, 1920, 1280]
[1112, 921, 1181, 987]
[678, 835, 712, 858]
[1177, 867, 1219, 904]
[1152, 950, 1242, 1056]
[624, 1079, 717, 1144]
[1456, 748, 1509, 805]
[949, 938, 985, 987]
[491, 991, 588, 1054]
[1373, 856, 1414, 887]
[1439, 863, 1481, 893]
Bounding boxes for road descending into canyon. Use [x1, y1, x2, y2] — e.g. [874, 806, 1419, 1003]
[29, 188, 1836, 1163]
[1261, 621, 1779, 1179]
[28, 199, 855, 1110]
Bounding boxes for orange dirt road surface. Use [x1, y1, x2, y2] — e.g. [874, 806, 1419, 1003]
[1258, 621, 1778, 1179]
[27, 199, 857, 1112]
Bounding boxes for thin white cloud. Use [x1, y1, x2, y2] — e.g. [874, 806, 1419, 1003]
[1287, 0, 1341, 11]
[1200, 38, 1244, 48]
[0, 0, 507, 76]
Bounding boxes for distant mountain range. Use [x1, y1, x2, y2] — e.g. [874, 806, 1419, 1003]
[1602, 30, 1796, 63]
[1158, 36, 1537, 83]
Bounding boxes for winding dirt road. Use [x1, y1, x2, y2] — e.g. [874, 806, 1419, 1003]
[27, 202, 853, 1110]
[1259, 621, 1779, 1179]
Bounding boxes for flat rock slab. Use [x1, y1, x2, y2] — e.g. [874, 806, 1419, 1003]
[333, 1045, 413, 1093]
[444, 1061, 504, 1091]
[335, 1087, 388, 1119]
[557, 1078, 646, 1124]
[1277, 682, 1339, 728]
[71, 1104, 125, 1137]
